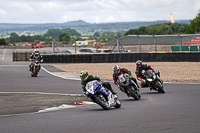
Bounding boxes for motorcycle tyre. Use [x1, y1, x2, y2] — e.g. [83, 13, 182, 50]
[127, 87, 139, 100]
[154, 80, 165, 93]
[114, 99, 121, 108]
[95, 95, 110, 110]
[34, 68, 38, 77]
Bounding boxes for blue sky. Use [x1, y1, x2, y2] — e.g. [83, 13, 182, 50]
[0, 0, 199, 23]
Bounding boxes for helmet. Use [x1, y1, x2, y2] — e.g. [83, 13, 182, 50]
[80, 70, 89, 81]
[113, 65, 120, 74]
[34, 49, 39, 55]
[136, 60, 142, 69]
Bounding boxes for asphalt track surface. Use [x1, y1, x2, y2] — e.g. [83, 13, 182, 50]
[1, 49, 200, 133]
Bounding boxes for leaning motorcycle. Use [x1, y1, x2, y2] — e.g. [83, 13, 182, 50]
[117, 74, 141, 100]
[142, 70, 165, 93]
[85, 80, 121, 110]
[30, 59, 40, 77]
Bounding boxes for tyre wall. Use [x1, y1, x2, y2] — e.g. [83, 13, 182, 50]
[41, 52, 200, 63]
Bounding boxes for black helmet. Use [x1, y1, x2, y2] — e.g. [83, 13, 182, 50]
[136, 60, 142, 69]
[80, 70, 89, 81]
[113, 65, 120, 73]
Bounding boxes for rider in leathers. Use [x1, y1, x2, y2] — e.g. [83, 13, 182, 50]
[135, 60, 160, 89]
[29, 49, 43, 73]
[80, 70, 117, 95]
[113, 65, 139, 91]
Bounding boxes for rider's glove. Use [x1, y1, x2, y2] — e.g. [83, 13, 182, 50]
[141, 79, 146, 84]
[117, 84, 120, 88]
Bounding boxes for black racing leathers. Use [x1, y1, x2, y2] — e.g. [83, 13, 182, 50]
[29, 53, 43, 71]
[29, 53, 43, 61]
[135, 64, 155, 81]
[135, 64, 155, 87]
[113, 68, 138, 87]
[81, 75, 115, 94]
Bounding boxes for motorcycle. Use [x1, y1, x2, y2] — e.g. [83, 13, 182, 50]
[30, 59, 40, 77]
[117, 74, 141, 100]
[141, 69, 165, 93]
[85, 80, 121, 110]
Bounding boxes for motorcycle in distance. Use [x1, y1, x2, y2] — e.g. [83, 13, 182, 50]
[117, 73, 141, 100]
[85, 80, 121, 110]
[141, 69, 165, 93]
[30, 59, 41, 77]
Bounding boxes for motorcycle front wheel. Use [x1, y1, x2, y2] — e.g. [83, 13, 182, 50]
[33, 68, 38, 77]
[154, 80, 165, 93]
[95, 95, 110, 110]
[127, 87, 139, 100]
[114, 99, 121, 108]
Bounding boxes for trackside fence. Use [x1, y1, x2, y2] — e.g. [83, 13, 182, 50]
[13, 52, 200, 62]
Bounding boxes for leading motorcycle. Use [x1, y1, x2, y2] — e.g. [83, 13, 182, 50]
[85, 80, 121, 110]
[30, 59, 41, 77]
[117, 73, 141, 100]
[142, 69, 165, 93]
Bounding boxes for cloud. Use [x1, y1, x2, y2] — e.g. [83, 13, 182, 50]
[0, 0, 199, 23]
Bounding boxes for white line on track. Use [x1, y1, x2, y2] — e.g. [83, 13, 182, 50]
[41, 66, 80, 80]
[0, 92, 87, 117]
[1, 49, 6, 60]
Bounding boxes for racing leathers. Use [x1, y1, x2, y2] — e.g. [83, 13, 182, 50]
[135, 64, 160, 88]
[81, 75, 117, 95]
[113, 68, 139, 90]
[29, 53, 43, 72]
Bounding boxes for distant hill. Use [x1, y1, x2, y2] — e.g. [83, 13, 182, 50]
[0, 20, 191, 37]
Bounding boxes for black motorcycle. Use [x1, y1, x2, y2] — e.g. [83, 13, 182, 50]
[117, 73, 141, 100]
[142, 70, 165, 93]
[30, 59, 40, 77]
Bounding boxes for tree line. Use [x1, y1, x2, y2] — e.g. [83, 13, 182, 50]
[0, 10, 200, 45]
[124, 10, 200, 35]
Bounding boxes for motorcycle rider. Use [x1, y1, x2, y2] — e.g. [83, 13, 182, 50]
[135, 60, 160, 89]
[29, 49, 43, 73]
[80, 70, 117, 95]
[113, 65, 139, 91]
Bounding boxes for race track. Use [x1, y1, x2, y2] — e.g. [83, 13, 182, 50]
[0, 49, 200, 133]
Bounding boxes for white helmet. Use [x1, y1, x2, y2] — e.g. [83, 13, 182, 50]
[113, 65, 120, 73]
[34, 49, 39, 55]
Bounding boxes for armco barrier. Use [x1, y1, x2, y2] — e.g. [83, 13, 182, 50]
[13, 52, 200, 62]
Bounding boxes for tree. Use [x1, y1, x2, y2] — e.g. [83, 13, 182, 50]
[20, 35, 28, 42]
[63, 34, 71, 44]
[124, 29, 139, 35]
[59, 32, 71, 44]
[63, 28, 81, 37]
[186, 10, 200, 33]
[138, 26, 147, 34]
[9, 32, 21, 43]
[0, 38, 7, 45]
[94, 32, 100, 37]
[46, 29, 62, 37]
[46, 28, 81, 37]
